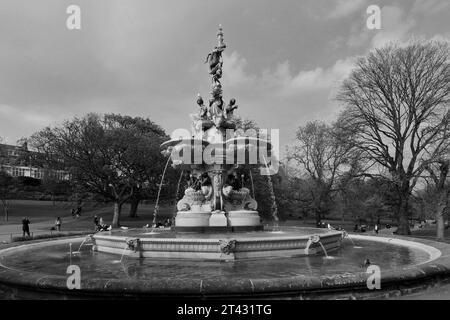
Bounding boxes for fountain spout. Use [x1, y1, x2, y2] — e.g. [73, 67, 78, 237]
[305, 235, 329, 257]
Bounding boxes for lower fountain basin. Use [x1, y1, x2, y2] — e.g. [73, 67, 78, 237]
[92, 227, 343, 260]
[1, 228, 450, 299]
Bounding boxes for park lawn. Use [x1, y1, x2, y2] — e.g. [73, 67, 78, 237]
[410, 225, 450, 242]
[0, 200, 175, 224]
[58, 202, 177, 231]
[0, 200, 98, 225]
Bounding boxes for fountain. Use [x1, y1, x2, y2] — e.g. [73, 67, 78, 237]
[1, 26, 450, 299]
[91, 25, 343, 260]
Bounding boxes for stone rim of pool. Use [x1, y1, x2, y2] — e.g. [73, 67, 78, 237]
[1, 231, 450, 300]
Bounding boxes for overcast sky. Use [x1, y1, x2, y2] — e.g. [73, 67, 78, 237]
[0, 0, 449, 152]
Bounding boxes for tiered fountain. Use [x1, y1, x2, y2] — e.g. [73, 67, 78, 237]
[1, 26, 449, 299]
[92, 26, 344, 260]
[162, 25, 267, 231]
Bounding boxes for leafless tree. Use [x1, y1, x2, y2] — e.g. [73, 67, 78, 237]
[337, 40, 450, 235]
[424, 160, 449, 240]
[288, 121, 362, 223]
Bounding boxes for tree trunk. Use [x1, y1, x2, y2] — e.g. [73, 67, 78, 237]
[112, 202, 122, 228]
[436, 191, 448, 240]
[396, 196, 411, 235]
[315, 211, 321, 224]
[436, 213, 445, 240]
[129, 198, 140, 218]
[1, 200, 8, 222]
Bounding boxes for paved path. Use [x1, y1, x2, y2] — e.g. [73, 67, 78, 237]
[396, 282, 450, 300]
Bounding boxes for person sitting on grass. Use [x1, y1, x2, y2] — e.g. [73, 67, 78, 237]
[96, 217, 112, 232]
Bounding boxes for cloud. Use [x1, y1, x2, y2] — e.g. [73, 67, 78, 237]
[345, 2, 450, 51]
[223, 51, 354, 98]
[370, 5, 416, 48]
[0, 104, 61, 143]
[411, 0, 450, 16]
[327, 0, 368, 19]
[219, 51, 356, 153]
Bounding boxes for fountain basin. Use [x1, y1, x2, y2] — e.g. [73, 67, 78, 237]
[92, 228, 343, 260]
[1, 231, 450, 299]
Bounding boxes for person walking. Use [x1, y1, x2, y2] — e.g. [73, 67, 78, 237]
[55, 217, 62, 232]
[22, 217, 31, 237]
[374, 224, 379, 234]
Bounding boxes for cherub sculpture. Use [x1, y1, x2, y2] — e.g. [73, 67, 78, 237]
[196, 94, 209, 119]
[225, 98, 238, 118]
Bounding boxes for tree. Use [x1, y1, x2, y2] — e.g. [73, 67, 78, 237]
[100, 114, 176, 218]
[0, 171, 13, 221]
[337, 40, 450, 235]
[30, 113, 170, 227]
[424, 160, 449, 240]
[288, 121, 361, 223]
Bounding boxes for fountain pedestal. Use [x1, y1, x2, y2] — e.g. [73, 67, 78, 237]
[227, 210, 261, 227]
[209, 211, 228, 226]
[175, 211, 211, 227]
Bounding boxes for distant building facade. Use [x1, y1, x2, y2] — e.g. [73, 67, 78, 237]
[0, 143, 69, 181]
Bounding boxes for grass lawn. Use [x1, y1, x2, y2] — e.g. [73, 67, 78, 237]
[0, 199, 177, 230]
[1, 199, 447, 243]
[59, 201, 177, 231]
[0, 200, 108, 225]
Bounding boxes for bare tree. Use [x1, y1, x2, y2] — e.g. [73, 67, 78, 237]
[424, 160, 449, 240]
[337, 40, 450, 235]
[288, 121, 361, 223]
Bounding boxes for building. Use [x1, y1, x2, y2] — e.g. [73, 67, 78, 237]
[0, 143, 69, 181]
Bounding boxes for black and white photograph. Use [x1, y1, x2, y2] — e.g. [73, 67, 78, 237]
[0, 0, 450, 312]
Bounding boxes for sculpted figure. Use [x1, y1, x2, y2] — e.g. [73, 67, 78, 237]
[211, 65, 222, 85]
[210, 98, 224, 118]
[222, 184, 233, 199]
[196, 94, 209, 119]
[205, 49, 222, 73]
[225, 98, 238, 118]
[200, 173, 213, 200]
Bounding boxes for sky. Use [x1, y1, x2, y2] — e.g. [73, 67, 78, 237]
[0, 0, 449, 155]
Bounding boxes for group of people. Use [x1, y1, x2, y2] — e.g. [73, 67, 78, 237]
[353, 217, 385, 234]
[22, 216, 62, 237]
[93, 215, 109, 232]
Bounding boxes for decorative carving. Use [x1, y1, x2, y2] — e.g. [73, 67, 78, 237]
[197, 95, 208, 120]
[309, 235, 321, 244]
[126, 238, 140, 252]
[225, 99, 238, 118]
[211, 171, 224, 211]
[219, 239, 236, 255]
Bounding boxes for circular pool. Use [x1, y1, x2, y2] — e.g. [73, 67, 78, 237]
[0, 228, 450, 299]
